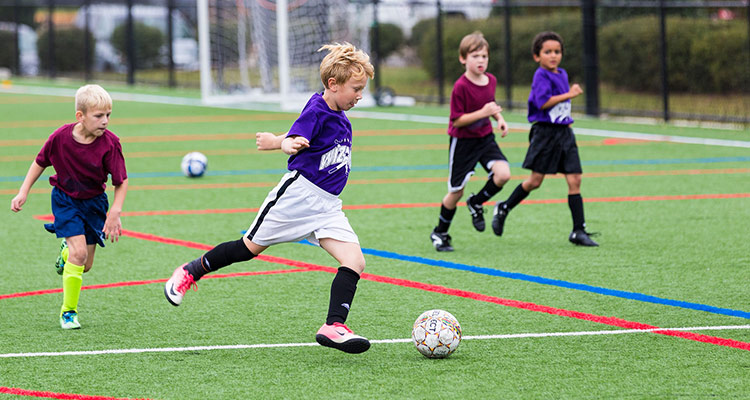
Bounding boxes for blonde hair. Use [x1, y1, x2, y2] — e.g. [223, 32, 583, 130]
[75, 84, 112, 114]
[458, 31, 489, 59]
[317, 42, 374, 88]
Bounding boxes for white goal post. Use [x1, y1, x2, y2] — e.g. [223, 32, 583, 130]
[197, 0, 375, 111]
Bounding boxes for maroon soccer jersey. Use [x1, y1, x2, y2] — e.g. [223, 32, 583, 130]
[35, 123, 127, 199]
[447, 73, 497, 139]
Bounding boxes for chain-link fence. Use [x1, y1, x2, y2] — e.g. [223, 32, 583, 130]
[1, 0, 748, 124]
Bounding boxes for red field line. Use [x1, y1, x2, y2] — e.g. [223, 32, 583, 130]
[0, 386, 148, 400]
[6, 226, 750, 353]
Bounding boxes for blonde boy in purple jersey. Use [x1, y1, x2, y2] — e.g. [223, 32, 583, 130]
[430, 31, 510, 252]
[165, 43, 375, 354]
[491, 31, 598, 246]
[11, 84, 129, 329]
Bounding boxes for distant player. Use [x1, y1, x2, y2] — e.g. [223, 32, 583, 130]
[491, 31, 598, 246]
[164, 42, 375, 354]
[11, 84, 129, 329]
[430, 31, 510, 252]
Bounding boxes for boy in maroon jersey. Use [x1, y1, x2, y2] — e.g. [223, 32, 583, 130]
[11, 84, 128, 329]
[430, 31, 510, 252]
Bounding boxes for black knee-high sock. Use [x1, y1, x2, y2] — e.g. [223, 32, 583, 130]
[435, 204, 456, 233]
[471, 178, 503, 205]
[568, 194, 586, 231]
[504, 183, 530, 211]
[326, 266, 360, 325]
[185, 238, 255, 280]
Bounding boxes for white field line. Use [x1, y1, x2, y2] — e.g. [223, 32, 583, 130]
[2, 85, 748, 148]
[2, 324, 748, 359]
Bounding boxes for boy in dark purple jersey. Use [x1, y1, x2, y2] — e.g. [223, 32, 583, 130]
[11, 84, 129, 329]
[430, 31, 510, 252]
[491, 31, 598, 246]
[165, 43, 375, 354]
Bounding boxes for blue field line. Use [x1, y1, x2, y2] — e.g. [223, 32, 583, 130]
[356, 245, 750, 320]
[3, 156, 748, 182]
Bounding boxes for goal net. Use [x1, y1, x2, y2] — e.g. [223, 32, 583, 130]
[197, 0, 373, 111]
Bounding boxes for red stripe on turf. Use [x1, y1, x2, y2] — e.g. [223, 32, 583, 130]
[20, 221, 750, 351]
[0, 386, 148, 400]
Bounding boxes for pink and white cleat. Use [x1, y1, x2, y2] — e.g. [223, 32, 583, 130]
[164, 264, 197, 306]
[315, 322, 370, 354]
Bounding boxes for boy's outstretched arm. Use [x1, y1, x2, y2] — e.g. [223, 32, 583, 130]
[103, 178, 128, 242]
[540, 83, 583, 110]
[256, 132, 286, 151]
[10, 161, 45, 212]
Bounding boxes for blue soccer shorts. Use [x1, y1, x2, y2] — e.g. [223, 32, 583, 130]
[44, 187, 108, 247]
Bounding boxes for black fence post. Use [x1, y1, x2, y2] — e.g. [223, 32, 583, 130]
[581, 0, 599, 116]
[83, 0, 91, 81]
[126, 0, 135, 85]
[12, 0, 20, 75]
[167, 0, 176, 87]
[658, 0, 669, 122]
[503, 0, 512, 109]
[47, 0, 55, 78]
[372, 0, 380, 92]
[436, 0, 444, 105]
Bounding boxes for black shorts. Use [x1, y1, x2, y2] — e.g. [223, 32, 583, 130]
[448, 133, 507, 192]
[522, 123, 582, 174]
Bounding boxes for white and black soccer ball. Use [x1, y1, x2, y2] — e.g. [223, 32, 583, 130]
[412, 309, 462, 358]
[181, 152, 207, 178]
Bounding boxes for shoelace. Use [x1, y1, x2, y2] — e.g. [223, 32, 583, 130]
[177, 271, 198, 294]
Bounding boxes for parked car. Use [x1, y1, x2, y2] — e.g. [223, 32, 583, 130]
[74, 4, 198, 71]
[0, 22, 40, 75]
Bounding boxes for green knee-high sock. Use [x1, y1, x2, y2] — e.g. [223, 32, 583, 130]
[61, 262, 84, 314]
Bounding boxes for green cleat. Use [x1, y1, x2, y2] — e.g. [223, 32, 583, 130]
[55, 239, 68, 275]
[60, 310, 81, 329]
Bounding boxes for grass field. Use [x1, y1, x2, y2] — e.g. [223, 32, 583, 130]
[1, 84, 750, 399]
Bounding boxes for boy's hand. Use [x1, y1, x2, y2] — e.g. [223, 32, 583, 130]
[495, 115, 509, 137]
[103, 211, 122, 242]
[569, 84, 583, 98]
[256, 132, 281, 151]
[10, 193, 27, 212]
[281, 136, 310, 155]
[481, 102, 503, 118]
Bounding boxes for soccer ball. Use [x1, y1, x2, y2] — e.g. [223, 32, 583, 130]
[181, 152, 207, 177]
[412, 309, 462, 358]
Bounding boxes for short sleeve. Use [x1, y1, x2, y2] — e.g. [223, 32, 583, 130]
[105, 137, 128, 186]
[449, 83, 467, 121]
[287, 106, 320, 142]
[530, 70, 552, 110]
[34, 134, 55, 168]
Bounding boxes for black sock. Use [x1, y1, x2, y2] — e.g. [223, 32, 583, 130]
[504, 183, 530, 211]
[326, 266, 360, 325]
[435, 204, 456, 233]
[568, 194, 586, 231]
[472, 179, 503, 205]
[185, 238, 255, 280]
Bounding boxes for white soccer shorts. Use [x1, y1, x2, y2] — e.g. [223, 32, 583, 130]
[245, 170, 359, 247]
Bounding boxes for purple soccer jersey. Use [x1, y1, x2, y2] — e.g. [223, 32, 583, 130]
[448, 73, 497, 139]
[35, 123, 127, 199]
[527, 67, 575, 125]
[286, 93, 352, 196]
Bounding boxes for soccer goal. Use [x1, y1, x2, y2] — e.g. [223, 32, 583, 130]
[197, 0, 374, 111]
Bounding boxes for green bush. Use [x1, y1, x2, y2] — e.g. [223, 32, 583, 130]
[415, 12, 583, 88]
[371, 22, 405, 60]
[111, 21, 165, 69]
[37, 26, 95, 72]
[599, 16, 748, 93]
